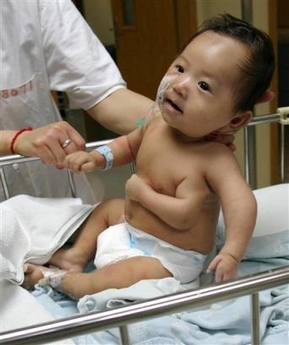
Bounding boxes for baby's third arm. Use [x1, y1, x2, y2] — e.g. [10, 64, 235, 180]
[125, 174, 206, 230]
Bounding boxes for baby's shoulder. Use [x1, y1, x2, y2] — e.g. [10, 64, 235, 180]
[192, 141, 236, 166]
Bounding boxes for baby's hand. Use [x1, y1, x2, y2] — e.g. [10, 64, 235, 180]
[125, 174, 145, 201]
[63, 151, 99, 172]
[207, 253, 238, 283]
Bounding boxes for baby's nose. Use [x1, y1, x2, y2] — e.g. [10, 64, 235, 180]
[173, 77, 190, 97]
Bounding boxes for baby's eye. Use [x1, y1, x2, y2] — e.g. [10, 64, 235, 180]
[176, 65, 184, 73]
[198, 81, 210, 91]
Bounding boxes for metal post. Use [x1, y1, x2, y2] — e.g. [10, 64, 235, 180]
[241, 0, 253, 23]
[241, 0, 257, 189]
[119, 325, 130, 345]
[280, 124, 285, 182]
[244, 126, 257, 188]
[67, 171, 77, 198]
[251, 293, 260, 345]
[0, 167, 9, 199]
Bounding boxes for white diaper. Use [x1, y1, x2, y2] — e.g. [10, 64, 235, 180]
[94, 223, 143, 269]
[94, 222, 207, 284]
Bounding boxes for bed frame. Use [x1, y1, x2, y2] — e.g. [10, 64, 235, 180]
[0, 108, 288, 345]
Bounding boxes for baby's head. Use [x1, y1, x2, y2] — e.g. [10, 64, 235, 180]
[156, 14, 275, 139]
[185, 13, 275, 113]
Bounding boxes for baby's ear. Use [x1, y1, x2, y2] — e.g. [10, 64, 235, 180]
[257, 90, 275, 104]
[230, 110, 253, 131]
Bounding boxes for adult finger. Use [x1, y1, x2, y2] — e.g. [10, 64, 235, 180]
[15, 121, 86, 166]
[63, 124, 86, 150]
[38, 122, 85, 164]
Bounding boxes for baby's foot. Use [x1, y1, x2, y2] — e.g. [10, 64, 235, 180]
[22, 263, 66, 290]
[22, 263, 46, 290]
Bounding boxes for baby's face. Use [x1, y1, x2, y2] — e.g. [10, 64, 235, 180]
[157, 31, 248, 139]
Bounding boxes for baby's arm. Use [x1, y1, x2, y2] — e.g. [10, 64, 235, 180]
[63, 128, 142, 172]
[206, 147, 257, 282]
[126, 173, 207, 230]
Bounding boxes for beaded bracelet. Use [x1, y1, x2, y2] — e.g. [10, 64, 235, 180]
[10, 127, 33, 154]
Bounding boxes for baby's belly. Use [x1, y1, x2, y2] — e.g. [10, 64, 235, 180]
[124, 200, 219, 254]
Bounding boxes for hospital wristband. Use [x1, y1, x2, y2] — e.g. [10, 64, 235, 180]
[10, 127, 33, 154]
[95, 145, 114, 170]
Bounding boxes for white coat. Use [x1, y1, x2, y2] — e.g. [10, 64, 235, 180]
[0, 0, 126, 203]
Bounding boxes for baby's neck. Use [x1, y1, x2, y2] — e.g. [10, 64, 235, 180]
[169, 127, 206, 143]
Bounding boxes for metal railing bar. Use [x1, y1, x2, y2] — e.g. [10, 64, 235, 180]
[0, 140, 112, 167]
[0, 266, 288, 345]
[0, 140, 113, 199]
[244, 111, 287, 186]
[247, 113, 281, 126]
[0, 154, 39, 166]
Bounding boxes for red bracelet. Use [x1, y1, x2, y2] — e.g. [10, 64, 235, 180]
[10, 127, 33, 154]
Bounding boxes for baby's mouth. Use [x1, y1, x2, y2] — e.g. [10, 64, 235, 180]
[166, 98, 182, 113]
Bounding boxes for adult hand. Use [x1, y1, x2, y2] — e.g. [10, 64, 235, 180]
[13, 121, 86, 166]
[206, 132, 236, 151]
[206, 90, 275, 151]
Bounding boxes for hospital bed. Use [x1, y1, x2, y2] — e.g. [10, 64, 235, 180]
[0, 109, 288, 345]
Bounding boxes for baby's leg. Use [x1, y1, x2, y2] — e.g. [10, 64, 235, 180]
[50, 198, 125, 272]
[33, 256, 172, 300]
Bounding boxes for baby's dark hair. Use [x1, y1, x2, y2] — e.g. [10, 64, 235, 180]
[185, 13, 275, 112]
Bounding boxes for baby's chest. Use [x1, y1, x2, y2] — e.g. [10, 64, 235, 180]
[138, 133, 208, 168]
[137, 143, 205, 193]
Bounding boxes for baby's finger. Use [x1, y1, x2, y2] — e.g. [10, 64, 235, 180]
[79, 161, 97, 173]
[206, 256, 221, 273]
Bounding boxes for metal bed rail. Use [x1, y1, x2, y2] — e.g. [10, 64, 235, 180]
[0, 139, 112, 200]
[0, 266, 288, 345]
[244, 106, 289, 186]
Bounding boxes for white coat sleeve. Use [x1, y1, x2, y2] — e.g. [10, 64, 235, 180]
[39, 0, 126, 110]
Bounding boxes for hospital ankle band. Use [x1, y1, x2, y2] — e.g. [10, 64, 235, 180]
[38, 269, 67, 289]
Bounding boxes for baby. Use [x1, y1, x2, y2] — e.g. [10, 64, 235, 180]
[24, 13, 274, 300]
